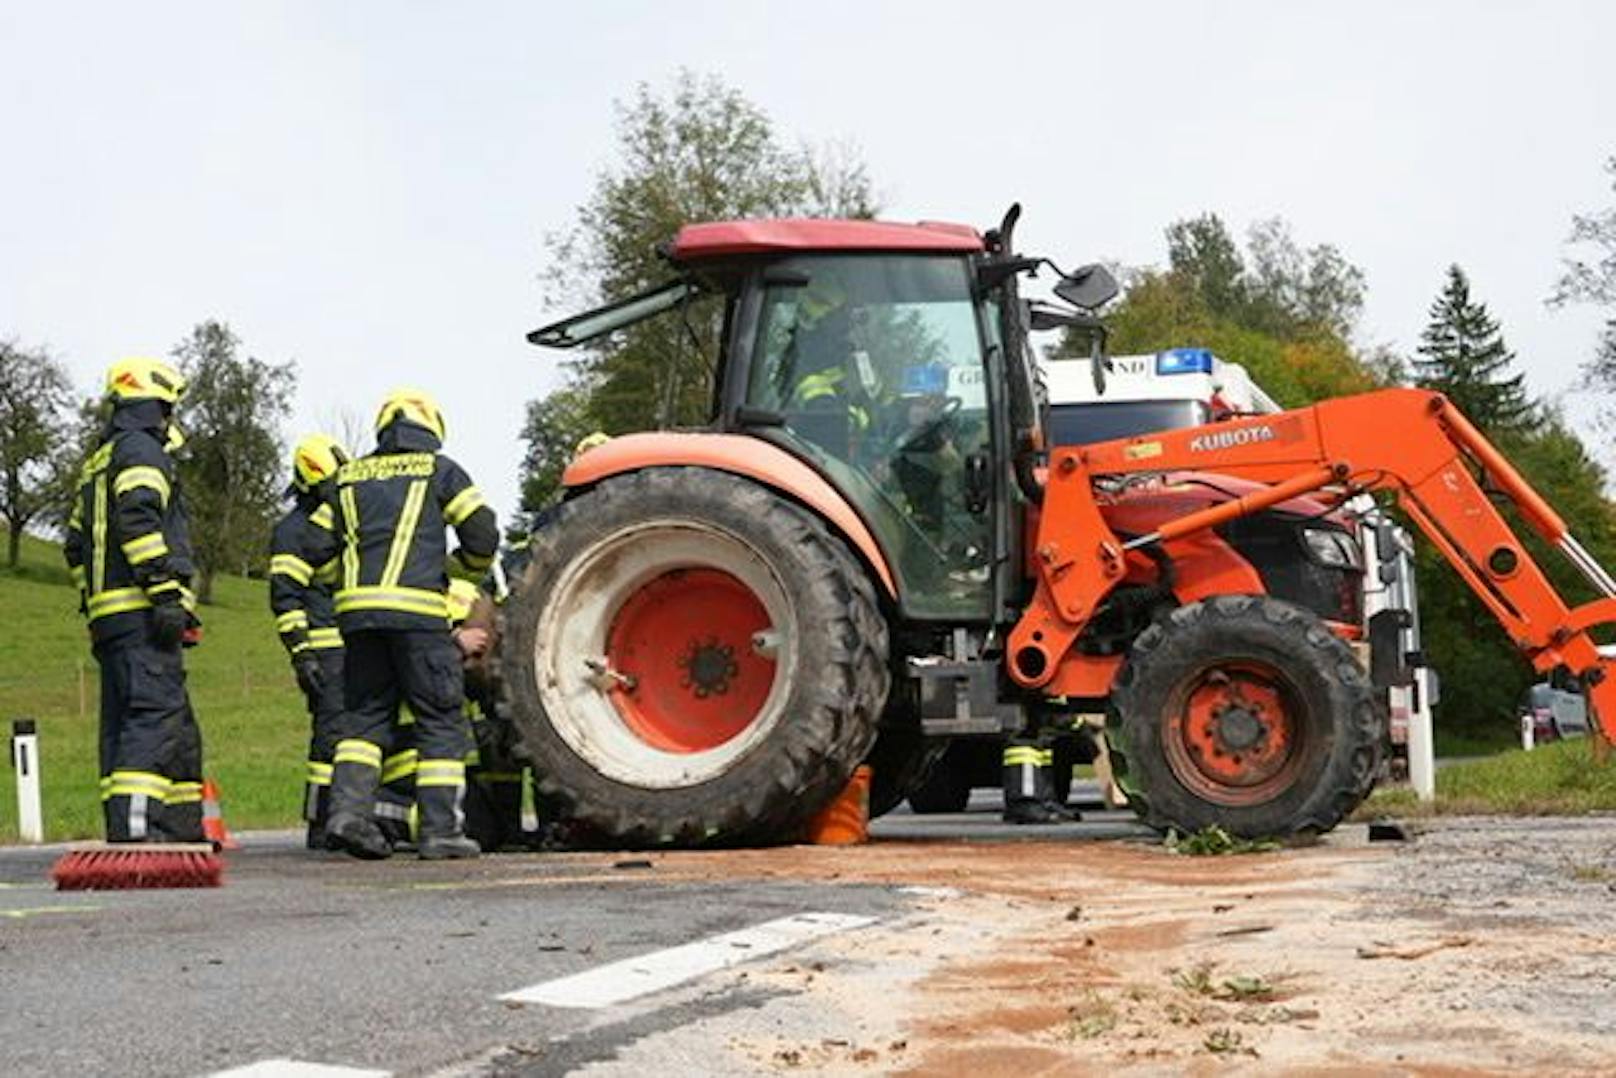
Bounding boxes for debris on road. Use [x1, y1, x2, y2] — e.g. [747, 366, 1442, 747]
[1356, 935, 1474, 960]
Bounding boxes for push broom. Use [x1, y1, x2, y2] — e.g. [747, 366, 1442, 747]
[50, 842, 222, 890]
[50, 780, 230, 890]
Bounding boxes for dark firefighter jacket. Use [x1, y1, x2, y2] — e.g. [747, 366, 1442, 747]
[268, 497, 342, 654]
[308, 420, 498, 633]
[63, 400, 196, 643]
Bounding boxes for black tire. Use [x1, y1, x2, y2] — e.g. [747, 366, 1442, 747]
[502, 467, 890, 848]
[1050, 736, 1074, 807]
[864, 716, 945, 819]
[1107, 595, 1381, 838]
[906, 743, 973, 814]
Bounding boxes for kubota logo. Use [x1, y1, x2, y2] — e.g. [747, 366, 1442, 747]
[1189, 425, 1276, 452]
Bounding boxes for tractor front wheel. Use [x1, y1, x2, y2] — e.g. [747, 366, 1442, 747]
[502, 467, 889, 847]
[1107, 595, 1380, 838]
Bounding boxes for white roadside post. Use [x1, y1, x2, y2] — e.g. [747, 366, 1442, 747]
[1406, 669, 1437, 799]
[11, 719, 44, 843]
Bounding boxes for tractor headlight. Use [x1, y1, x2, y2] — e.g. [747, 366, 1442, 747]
[1301, 526, 1363, 571]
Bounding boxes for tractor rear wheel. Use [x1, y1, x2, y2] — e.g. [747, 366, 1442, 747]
[1107, 595, 1380, 838]
[503, 467, 890, 847]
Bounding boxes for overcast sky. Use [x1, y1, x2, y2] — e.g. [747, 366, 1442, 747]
[3, 1, 1612, 518]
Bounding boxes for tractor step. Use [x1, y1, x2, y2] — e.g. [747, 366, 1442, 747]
[920, 716, 1004, 736]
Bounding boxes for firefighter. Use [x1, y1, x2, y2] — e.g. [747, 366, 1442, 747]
[268, 433, 350, 849]
[310, 387, 499, 860]
[1002, 732, 1080, 825]
[63, 357, 206, 843]
[782, 277, 874, 450]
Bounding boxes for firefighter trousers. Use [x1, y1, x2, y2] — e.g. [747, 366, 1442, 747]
[300, 647, 346, 842]
[93, 620, 205, 843]
[329, 629, 471, 841]
[465, 708, 525, 850]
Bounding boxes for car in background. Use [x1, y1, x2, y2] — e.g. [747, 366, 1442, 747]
[1518, 680, 1591, 746]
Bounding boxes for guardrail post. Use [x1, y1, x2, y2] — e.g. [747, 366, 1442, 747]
[11, 719, 44, 843]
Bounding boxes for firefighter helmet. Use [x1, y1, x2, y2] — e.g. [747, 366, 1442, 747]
[798, 275, 848, 324]
[374, 387, 447, 441]
[105, 357, 186, 406]
[291, 433, 350, 493]
[573, 431, 611, 458]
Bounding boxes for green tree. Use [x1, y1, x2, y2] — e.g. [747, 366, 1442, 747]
[514, 381, 600, 536]
[1404, 263, 1611, 743]
[520, 71, 877, 522]
[171, 320, 296, 603]
[0, 340, 76, 567]
[1550, 155, 1616, 388]
[1087, 215, 1380, 408]
[1415, 411, 1615, 742]
[1414, 265, 1535, 432]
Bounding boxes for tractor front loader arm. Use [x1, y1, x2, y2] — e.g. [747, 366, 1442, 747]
[1008, 387, 1616, 742]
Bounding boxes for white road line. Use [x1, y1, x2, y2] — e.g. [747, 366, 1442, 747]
[500, 910, 877, 1009]
[207, 1061, 390, 1078]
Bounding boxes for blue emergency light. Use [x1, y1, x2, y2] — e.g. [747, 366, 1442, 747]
[1155, 348, 1215, 376]
[900, 362, 949, 396]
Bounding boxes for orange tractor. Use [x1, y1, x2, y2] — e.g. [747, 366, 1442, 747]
[505, 206, 1616, 845]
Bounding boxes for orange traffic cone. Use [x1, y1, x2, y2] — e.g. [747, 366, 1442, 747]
[805, 765, 871, 846]
[201, 779, 240, 850]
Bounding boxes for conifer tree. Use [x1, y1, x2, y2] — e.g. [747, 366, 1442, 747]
[1414, 265, 1535, 432]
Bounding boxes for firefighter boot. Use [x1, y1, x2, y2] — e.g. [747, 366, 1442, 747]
[416, 766, 480, 860]
[1002, 742, 1078, 825]
[325, 744, 392, 860]
[304, 764, 332, 850]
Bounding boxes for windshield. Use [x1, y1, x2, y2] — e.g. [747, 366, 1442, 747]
[746, 253, 992, 619]
[1047, 398, 1210, 446]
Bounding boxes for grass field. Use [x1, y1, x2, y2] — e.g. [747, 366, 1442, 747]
[0, 535, 307, 841]
[1365, 737, 1616, 817]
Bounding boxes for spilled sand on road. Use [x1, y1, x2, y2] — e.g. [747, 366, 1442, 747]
[551, 828, 1616, 1075]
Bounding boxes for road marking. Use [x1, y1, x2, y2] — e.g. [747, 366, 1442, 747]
[208, 1061, 390, 1078]
[0, 904, 104, 919]
[499, 911, 877, 1009]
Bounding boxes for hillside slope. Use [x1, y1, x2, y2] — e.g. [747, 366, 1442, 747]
[0, 535, 307, 840]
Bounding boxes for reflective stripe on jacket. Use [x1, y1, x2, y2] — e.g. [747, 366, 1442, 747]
[268, 498, 343, 654]
[308, 443, 498, 632]
[63, 416, 195, 641]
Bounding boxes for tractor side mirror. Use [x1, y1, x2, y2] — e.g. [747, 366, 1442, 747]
[1054, 264, 1119, 310]
[1026, 302, 1103, 333]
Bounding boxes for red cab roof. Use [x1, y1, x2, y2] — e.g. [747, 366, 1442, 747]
[669, 218, 984, 260]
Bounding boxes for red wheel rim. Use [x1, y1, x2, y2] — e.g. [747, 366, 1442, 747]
[604, 568, 778, 754]
[1162, 660, 1306, 806]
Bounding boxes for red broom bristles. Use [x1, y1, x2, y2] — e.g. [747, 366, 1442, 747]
[50, 843, 223, 890]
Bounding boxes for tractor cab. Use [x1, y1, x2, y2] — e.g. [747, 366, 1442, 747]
[531, 214, 1100, 625]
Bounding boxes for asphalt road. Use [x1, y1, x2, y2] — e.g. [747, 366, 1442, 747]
[0, 788, 1147, 1077]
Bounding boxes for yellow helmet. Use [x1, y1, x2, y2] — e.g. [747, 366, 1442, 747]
[799, 275, 849, 323]
[105, 357, 186, 405]
[573, 431, 611, 458]
[374, 387, 447, 441]
[446, 578, 480, 624]
[291, 433, 350, 492]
